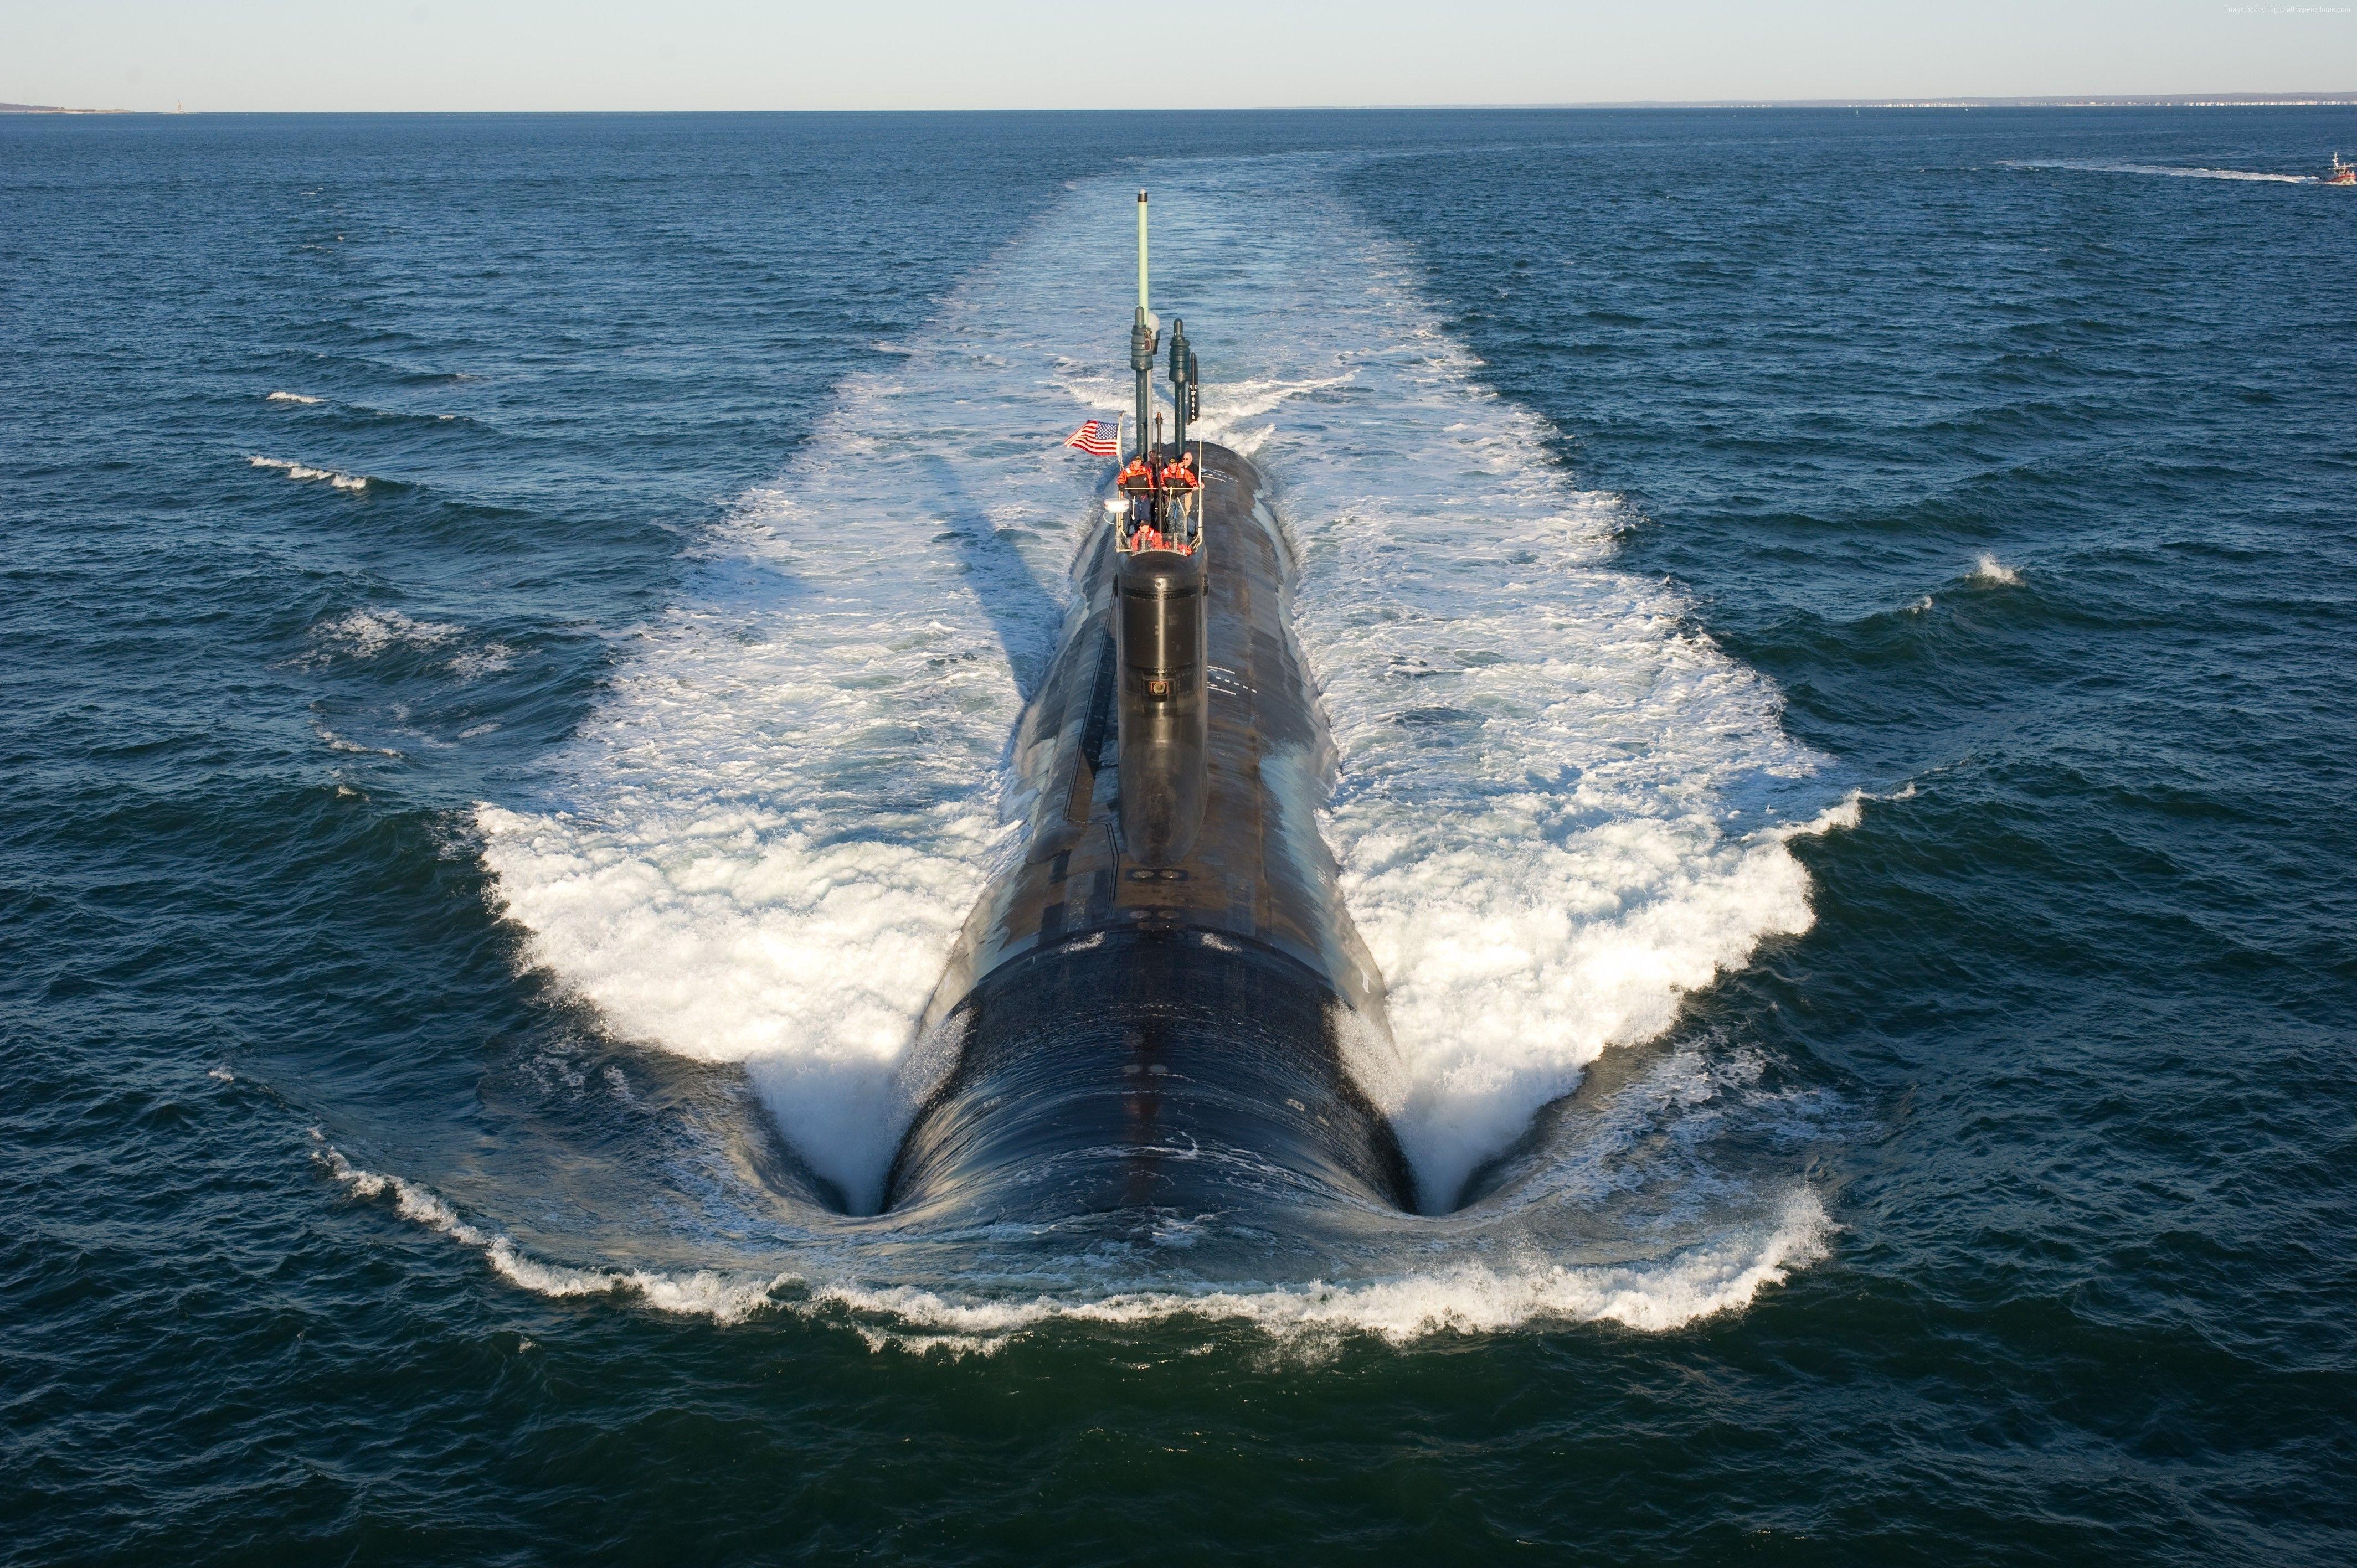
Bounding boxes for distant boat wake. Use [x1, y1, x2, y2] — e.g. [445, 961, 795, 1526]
[416, 158, 1859, 1350]
[2001, 157, 2323, 184]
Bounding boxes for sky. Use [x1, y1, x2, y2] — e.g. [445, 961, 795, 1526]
[3, 0, 2353, 112]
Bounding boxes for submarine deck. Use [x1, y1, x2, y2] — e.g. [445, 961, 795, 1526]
[887, 442, 1413, 1216]
[917, 442, 1387, 1036]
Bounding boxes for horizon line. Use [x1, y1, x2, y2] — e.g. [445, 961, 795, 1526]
[7, 92, 2357, 117]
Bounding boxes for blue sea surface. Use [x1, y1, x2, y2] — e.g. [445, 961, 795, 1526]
[4, 108, 2354, 1564]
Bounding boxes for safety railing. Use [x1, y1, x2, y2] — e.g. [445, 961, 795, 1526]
[1109, 482, 1203, 558]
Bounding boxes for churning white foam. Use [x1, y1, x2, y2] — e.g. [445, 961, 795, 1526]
[315, 1135, 780, 1322]
[265, 390, 323, 404]
[446, 642, 517, 680]
[308, 608, 519, 685]
[477, 298, 1101, 1209]
[318, 607, 461, 656]
[314, 725, 402, 757]
[1972, 551, 2021, 586]
[1104, 168, 1853, 1206]
[805, 1194, 1828, 1352]
[318, 1127, 1828, 1350]
[250, 453, 369, 489]
[478, 162, 1849, 1277]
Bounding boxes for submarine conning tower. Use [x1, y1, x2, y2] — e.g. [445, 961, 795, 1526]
[1113, 188, 1210, 867]
[882, 192, 1411, 1220]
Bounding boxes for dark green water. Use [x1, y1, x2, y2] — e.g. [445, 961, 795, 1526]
[5, 109, 2354, 1563]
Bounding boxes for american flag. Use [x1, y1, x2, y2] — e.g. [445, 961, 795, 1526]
[1065, 419, 1120, 457]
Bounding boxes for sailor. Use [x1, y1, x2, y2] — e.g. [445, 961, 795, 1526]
[1118, 452, 1155, 508]
[1118, 451, 1157, 545]
[1155, 449, 1198, 550]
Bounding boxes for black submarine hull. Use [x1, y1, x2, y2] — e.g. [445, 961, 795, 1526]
[888, 933, 1408, 1217]
[885, 443, 1412, 1218]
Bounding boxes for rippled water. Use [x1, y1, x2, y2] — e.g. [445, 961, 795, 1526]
[7, 109, 2354, 1563]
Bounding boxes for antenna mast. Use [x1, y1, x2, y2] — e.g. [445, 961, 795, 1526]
[1130, 190, 1156, 462]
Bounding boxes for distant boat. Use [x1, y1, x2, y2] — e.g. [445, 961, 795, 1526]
[2327, 152, 2355, 185]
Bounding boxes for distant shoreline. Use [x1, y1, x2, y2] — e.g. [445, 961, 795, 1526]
[4, 95, 2353, 115]
[1599, 94, 2357, 109]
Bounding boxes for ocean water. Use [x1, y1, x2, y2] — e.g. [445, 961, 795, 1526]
[5, 108, 2354, 1563]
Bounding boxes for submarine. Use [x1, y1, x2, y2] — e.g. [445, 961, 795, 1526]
[884, 192, 1416, 1220]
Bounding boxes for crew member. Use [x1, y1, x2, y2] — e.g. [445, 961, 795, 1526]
[1118, 452, 1157, 547]
[1155, 448, 1199, 550]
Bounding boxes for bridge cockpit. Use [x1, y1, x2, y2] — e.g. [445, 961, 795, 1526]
[1114, 445, 1201, 556]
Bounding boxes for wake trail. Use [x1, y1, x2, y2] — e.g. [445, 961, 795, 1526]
[468, 158, 1852, 1337]
[2002, 158, 2326, 185]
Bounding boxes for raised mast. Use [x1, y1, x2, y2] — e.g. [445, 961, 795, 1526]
[1130, 190, 1156, 463]
[1168, 317, 1192, 453]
